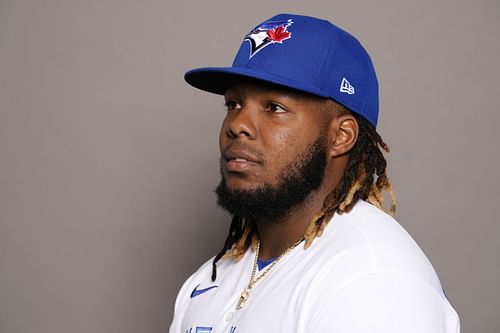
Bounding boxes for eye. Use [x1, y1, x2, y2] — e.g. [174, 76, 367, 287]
[265, 102, 287, 113]
[224, 100, 242, 111]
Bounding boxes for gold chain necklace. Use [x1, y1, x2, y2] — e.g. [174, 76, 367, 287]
[235, 239, 303, 310]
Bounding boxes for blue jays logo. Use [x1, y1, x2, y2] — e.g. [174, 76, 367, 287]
[244, 19, 293, 58]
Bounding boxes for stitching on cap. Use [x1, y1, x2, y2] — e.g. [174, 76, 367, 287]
[316, 22, 337, 92]
[360, 43, 373, 121]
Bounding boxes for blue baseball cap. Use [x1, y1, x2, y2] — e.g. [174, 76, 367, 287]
[185, 13, 379, 127]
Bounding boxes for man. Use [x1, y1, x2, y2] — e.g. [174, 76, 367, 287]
[170, 13, 460, 332]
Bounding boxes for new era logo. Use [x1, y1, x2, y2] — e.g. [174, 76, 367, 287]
[340, 77, 355, 95]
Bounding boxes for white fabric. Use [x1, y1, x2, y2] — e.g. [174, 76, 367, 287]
[170, 201, 460, 333]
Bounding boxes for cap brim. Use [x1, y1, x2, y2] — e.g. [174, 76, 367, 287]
[184, 67, 329, 98]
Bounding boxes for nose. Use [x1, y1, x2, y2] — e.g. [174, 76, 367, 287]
[224, 105, 258, 140]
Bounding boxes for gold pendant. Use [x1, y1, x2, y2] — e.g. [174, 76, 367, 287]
[236, 290, 249, 310]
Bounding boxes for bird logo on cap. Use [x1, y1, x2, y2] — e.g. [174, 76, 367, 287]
[244, 19, 293, 58]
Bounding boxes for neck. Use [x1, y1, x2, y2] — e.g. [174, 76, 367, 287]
[254, 181, 334, 260]
[253, 155, 348, 259]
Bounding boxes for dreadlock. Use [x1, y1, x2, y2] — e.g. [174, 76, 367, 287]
[210, 106, 396, 281]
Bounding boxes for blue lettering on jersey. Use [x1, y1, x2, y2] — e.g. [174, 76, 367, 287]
[186, 326, 236, 333]
[185, 327, 212, 333]
[190, 284, 218, 298]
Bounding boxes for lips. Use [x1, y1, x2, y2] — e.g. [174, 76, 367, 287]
[223, 150, 259, 163]
[222, 146, 262, 172]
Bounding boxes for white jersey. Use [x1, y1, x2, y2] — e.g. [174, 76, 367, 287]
[170, 201, 460, 333]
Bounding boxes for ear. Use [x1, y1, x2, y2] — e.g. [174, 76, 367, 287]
[327, 114, 359, 158]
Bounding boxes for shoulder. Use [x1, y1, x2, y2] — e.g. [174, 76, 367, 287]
[301, 201, 460, 331]
[172, 256, 215, 303]
[172, 249, 253, 303]
[314, 200, 444, 292]
[306, 269, 460, 332]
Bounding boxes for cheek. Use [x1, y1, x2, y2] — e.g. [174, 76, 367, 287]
[271, 129, 291, 147]
[262, 128, 301, 174]
[261, 117, 322, 176]
[218, 128, 224, 150]
[264, 119, 301, 147]
[218, 117, 230, 149]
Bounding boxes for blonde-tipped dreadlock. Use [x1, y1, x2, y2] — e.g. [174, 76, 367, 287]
[210, 112, 396, 281]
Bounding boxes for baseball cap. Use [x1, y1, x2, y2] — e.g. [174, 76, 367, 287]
[184, 13, 379, 127]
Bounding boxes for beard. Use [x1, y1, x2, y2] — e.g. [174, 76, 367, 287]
[215, 135, 328, 222]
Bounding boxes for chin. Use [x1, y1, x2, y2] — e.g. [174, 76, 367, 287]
[222, 172, 266, 191]
[224, 180, 265, 194]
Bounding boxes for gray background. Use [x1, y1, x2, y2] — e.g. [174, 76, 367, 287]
[0, 0, 498, 332]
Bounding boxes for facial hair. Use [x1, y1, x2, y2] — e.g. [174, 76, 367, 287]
[215, 135, 328, 222]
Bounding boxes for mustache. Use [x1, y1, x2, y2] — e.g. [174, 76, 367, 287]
[221, 142, 266, 162]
